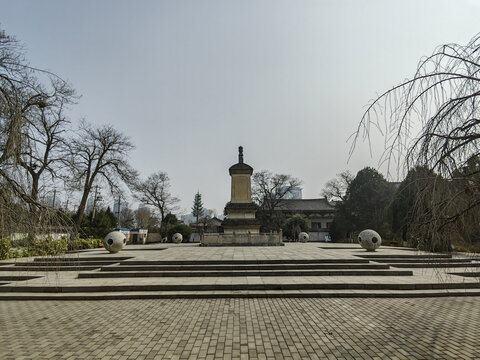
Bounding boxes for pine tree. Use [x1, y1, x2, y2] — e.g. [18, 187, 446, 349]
[192, 192, 204, 226]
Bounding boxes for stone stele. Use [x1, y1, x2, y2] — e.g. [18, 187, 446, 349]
[201, 146, 283, 246]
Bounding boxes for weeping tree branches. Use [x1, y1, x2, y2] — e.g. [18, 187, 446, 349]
[0, 28, 76, 239]
[352, 34, 480, 251]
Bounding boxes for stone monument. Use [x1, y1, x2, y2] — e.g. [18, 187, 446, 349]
[222, 146, 261, 235]
[201, 146, 283, 246]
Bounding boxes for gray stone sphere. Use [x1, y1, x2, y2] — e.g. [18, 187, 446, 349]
[104, 231, 127, 253]
[172, 233, 183, 244]
[299, 232, 309, 243]
[358, 229, 382, 251]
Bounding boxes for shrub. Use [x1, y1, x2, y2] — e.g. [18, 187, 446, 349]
[167, 224, 192, 242]
[0, 238, 12, 260]
[283, 214, 310, 241]
[25, 237, 69, 257]
[72, 237, 103, 250]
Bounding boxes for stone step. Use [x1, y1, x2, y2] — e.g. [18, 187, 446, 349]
[391, 263, 480, 268]
[16, 261, 123, 266]
[33, 256, 132, 262]
[0, 266, 102, 271]
[107, 263, 390, 271]
[357, 254, 452, 259]
[368, 259, 472, 263]
[1, 289, 480, 300]
[450, 272, 480, 277]
[78, 269, 412, 278]
[0, 275, 41, 281]
[120, 259, 370, 265]
[1, 282, 479, 293]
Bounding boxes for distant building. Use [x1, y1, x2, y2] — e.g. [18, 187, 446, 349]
[280, 186, 303, 200]
[113, 201, 128, 214]
[85, 196, 95, 213]
[272, 197, 335, 241]
[181, 209, 216, 225]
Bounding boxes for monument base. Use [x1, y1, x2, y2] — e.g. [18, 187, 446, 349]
[201, 233, 284, 246]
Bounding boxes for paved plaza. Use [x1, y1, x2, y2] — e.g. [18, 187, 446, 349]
[1, 243, 480, 298]
[1, 296, 479, 359]
[1, 243, 480, 358]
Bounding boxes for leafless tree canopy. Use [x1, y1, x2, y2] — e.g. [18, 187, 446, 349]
[133, 172, 179, 230]
[352, 33, 480, 251]
[0, 29, 75, 238]
[321, 171, 353, 202]
[64, 121, 136, 229]
[252, 170, 302, 210]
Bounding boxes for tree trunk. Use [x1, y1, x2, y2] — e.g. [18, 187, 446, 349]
[74, 188, 90, 230]
[29, 173, 40, 212]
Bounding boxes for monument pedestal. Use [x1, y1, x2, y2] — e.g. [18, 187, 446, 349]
[201, 232, 283, 246]
[201, 146, 283, 246]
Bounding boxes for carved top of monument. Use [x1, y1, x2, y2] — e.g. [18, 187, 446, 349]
[229, 145, 253, 174]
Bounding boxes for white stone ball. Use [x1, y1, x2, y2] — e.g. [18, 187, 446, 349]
[358, 229, 382, 251]
[104, 231, 126, 253]
[172, 233, 183, 244]
[299, 232, 309, 243]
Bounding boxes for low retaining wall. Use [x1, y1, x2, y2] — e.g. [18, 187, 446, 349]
[201, 233, 284, 246]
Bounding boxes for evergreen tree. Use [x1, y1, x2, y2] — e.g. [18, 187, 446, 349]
[192, 192, 204, 225]
[331, 167, 395, 240]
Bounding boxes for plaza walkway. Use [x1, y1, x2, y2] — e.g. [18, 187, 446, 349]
[1, 243, 479, 358]
[0, 243, 479, 298]
[1, 296, 478, 359]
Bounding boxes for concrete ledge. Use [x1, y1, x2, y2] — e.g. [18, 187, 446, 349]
[0, 266, 103, 271]
[1, 290, 480, 300]
[201, 233, 284, 246]
[104, 263, 389, 270]
[1, 282, 479, 293]
[118, 259, 370, 265]
[78, 270, 413, 278]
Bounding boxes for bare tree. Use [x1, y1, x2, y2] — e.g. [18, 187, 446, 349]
[133, 172, 179, 231]
[64, 122, 136, 230]
[352, 33, 480, 251]
[0, 28, 75, 239]
[252, 170, 301, 230]
[321, 171, 353, 202]
[119, 206, 135, 228]
[18, 88, 74, 208]
[1, 30, 72, 168]
[134, 207, 158, 229]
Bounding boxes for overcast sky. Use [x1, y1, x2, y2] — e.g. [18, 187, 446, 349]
[1, 0, 479, 215]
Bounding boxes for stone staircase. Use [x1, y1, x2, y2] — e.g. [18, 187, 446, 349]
[0, 244, 479, 299]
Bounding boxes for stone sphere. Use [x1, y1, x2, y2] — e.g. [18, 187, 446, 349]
[172, 233, 183, 244]
[358, 229, 382, 251]
[299, 232, 309, 243]
[104, 231, 127, 253]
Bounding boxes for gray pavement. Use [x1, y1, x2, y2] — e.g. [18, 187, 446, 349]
[1, 243, 479, 298]
[1, 243, 480, 359]
[1, 296, 479, 359]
